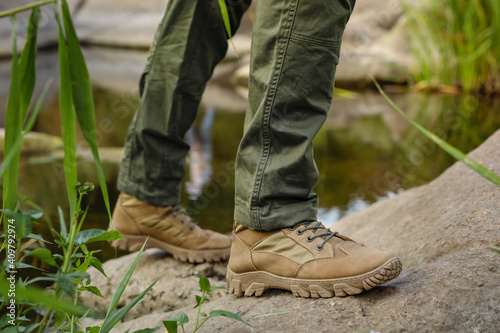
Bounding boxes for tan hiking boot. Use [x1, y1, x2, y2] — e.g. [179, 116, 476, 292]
[111, 193, 231, 263]
[227, 221, 402, 298]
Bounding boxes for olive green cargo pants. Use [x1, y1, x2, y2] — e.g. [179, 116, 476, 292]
[118, 0, 356, 231]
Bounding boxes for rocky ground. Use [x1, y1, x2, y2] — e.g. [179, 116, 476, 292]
[79, 130, 500, 332]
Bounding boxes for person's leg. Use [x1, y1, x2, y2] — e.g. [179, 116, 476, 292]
[112, 0, 251, 263]
[118, 0, 250, 206]
[229, 0, 402, 297]
[234, 0, 355, 230]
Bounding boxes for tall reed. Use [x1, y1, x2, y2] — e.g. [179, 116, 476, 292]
[0, 1, 118, 330]
[2, 8, 40, 231]
[405, 0, 500, 92]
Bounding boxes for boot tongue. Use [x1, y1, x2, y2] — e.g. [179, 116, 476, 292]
[310, 221, 322, 227]
[307, 221, 323, 233]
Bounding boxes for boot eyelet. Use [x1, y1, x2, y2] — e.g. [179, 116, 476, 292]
[316, 245, 324, 251]
[306, 236, 313, 242]
[297, 229, 304, 235]
[289, 227, 295, 231]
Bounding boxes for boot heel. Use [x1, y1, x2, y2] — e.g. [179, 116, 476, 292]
[227, 269, 268, 297]
[227, 269, 245, 296]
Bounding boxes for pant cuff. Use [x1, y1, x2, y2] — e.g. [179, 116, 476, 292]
[117, 178, 180, 207]
[234, 199, 317, 231]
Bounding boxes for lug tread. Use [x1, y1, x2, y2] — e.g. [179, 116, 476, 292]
[227, 257, 403, 299]
[245, 282, 266, 297]
[310, 285, 334, 298]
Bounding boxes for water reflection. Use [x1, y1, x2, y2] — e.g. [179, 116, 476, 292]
[319, 190, 401, 228]
[185, 106, 215, 200]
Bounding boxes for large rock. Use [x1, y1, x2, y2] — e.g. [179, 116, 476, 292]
[73, 0, 168, 49]
[232, 0, 415, 88]
[335, 0, 412, 86]
[73, 0, 254, 51]
[80, 130, 500, 332]
[0, 128, 62, 154]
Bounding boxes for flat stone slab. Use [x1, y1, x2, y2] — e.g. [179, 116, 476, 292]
[73, 0, 168, 49]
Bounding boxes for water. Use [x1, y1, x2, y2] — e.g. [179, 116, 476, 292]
[2, 49, 500, 263]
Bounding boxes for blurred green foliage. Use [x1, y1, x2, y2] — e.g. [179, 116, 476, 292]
[405, 0, 500, 92]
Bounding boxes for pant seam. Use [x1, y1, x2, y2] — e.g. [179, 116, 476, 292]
[289, 32, 341, 47]
[249, 0, 299, 230]
[182, 1, 216, 96]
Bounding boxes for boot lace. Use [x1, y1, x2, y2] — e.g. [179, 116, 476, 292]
[171, 205, 198, 230]
[292, 222, 339, 251]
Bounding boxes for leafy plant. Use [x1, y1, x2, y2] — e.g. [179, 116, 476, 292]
[0, 1, 155, 332]
[0, 237, 158, 333]
[163, 275, 251, 333]
[32, 183, 122, 333]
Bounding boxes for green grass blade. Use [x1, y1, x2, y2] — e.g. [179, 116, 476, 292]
[60, 0, 111, 220]
[208, 310, 252, 327]
[102, 239, 149, 322]
[58, 206, 68, 238]
[55, 6, 77, 222]
[22, 81, 52, 135]
[372, 78, 500, 187]
[252, 311, 290, 318]
[99, 278, 160, 333]
[218, 0, 232, 38]
[0, 80, 52, 179]
[0, 0, 56, 18]
[0, 280, 88, 316]
[217, 0, 238, 58]
[3, 15, 22, 229]
[19, 8, 41, 119]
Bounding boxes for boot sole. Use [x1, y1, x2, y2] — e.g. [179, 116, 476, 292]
[112, 234, 230, 263]
[227, 257, 402, 298]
